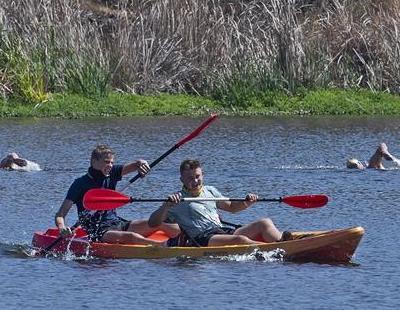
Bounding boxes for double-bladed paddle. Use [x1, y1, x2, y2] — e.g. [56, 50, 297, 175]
[83, 188, 329, 211]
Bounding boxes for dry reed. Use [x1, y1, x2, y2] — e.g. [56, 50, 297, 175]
[0, 0, 400, 103]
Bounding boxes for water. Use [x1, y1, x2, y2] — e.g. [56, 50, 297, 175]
[1, 116, 400, 309]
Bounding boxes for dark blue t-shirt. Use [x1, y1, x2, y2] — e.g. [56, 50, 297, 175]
[66, 165, 124, 235]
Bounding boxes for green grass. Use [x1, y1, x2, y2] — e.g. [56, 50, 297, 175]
[1, 89, 400, 118]
[0, 93, 219, 118]
[223, 89, 400, 116]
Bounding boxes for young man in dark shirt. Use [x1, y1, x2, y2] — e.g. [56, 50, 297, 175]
[55, 144, 180, 245]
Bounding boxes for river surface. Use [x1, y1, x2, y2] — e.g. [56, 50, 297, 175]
[1, 116, 399, 309]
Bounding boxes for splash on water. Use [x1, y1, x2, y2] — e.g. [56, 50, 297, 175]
[218, 248, 286, 262]
[0, 242, 33, 258]
[275, 165, 338, 170]
[41, 234, 92, 261]
[0, 234, 93, 261]
[275, 164, 400, 171]
[384, 166, 400, 171]
[10, 160, 41, 172]
[0, 241, 91, 260]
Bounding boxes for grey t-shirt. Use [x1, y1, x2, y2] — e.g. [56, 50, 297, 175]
[166, 185, 225, 239]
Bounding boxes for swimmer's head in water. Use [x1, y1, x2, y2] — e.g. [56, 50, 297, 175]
[2, 153, 27, 168]
[346, 158, 365, 169]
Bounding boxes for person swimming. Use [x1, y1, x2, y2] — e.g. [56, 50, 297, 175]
[0, 152, 41, 171]
[346, 143, 400, 170]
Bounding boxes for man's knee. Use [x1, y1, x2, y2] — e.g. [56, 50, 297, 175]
[117, 231, 145, 243]
[231, 235, 252, 244]
[256, 218, 274, 229]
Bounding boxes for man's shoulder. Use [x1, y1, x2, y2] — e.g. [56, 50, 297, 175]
[203, 185, 222, 197]
[66, 172, 96, 200]
[204, 185, 219, 192]
[204, 185, 218, 190]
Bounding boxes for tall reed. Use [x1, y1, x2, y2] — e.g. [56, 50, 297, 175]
[0, 0, 400, 106]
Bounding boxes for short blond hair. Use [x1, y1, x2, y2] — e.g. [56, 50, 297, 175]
[91, 145, 114, 163]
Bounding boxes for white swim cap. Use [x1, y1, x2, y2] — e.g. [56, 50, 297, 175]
[346, 158, 363, 169]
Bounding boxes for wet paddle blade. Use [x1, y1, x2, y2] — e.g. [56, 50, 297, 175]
[176, 113, 218, 147]
[125, 113, 218, 187]
[83, 189, 132, 211]
[281, 194, 328, 208]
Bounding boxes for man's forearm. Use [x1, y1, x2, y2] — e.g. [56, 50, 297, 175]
[229, 201, 250, 213]
[148, 204, 170, 227]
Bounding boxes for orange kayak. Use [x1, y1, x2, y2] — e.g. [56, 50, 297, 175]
[32, 226, 364, 263]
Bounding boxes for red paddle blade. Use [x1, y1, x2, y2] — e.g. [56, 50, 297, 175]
[175, 113, 218, 147]
[281, 194, 328, 209]
[83, 189, 131, 211]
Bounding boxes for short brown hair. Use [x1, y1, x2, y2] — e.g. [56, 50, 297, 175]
[180, 159, 201, 174]
[91, 144, 115, 163]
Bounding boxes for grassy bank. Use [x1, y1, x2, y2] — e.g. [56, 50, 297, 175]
[2, 89, 400, 118]
[2, 0, 400, 115]
[0, 93, 217, 118]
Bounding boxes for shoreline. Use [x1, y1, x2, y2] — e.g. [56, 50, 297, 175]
[1, 89, 400, 118]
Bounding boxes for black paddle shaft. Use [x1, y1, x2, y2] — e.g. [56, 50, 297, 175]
[124, 114, 218, 188]
[126, 197, 283, 202]
[127, 145, 177, 184]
